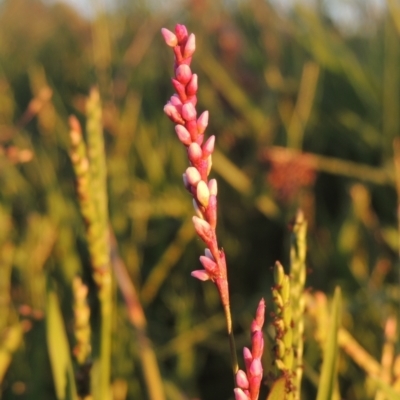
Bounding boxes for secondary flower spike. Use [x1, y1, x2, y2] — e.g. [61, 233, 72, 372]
[234, 298, 265, 400]
[161, 24, 229, 308]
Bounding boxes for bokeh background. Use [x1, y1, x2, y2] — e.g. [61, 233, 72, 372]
[0, 0, 399, 399]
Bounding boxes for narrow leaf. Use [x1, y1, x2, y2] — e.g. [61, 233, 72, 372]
[46, 289, 77, 400]
[316, 287, 342, 400]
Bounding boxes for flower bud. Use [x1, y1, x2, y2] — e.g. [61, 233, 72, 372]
[191, 270, 210, 281]
[235, 370, 249, 389]
[234, 388, 249, 400]
[161, 28, 178, 47]
[251, 331, 264, 360]
[202, 135, 215, 158]
[204, 248, 214, 260]
[188, 142, 202, 164]
[175, 124, 192, 146]
[183, 33, 196, 58]
[199, 255, 217, 274]
[207, 195, 217, 229]
[185, 166, 201, 186]
[175, 24, 188, 42]
[197, 111, 209, 135]
[186, 74, 198, 96]
[171, 78, 186, 100]
[181, 102, 197, 121]
[192, 216, 212, 243]
[164, 103, 184, 124]
[208, 179, 218, 196]
[196, 180, 210, 207]
[175, 64, 192, 85]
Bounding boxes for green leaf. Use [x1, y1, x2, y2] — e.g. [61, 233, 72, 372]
[46, 289, 77, 400]
[316, 287, 342, 400]
[266, 377, 286, 400]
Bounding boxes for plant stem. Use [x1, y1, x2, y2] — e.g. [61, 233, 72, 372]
[224, 304, 238, 377]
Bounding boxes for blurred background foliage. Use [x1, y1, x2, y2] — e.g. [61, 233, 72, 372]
[0, 0, 399, 399]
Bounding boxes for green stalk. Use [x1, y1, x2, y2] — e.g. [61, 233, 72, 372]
[223, 304, 239, 377]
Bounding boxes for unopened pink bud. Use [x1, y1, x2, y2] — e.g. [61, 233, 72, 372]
[192, 216, 213, 243]
[186, 74, 198, 96]
[206, 155, 212, 176]
[164, 103, 184, 124]
[236, 370, 249, 389]
[207, 195, 217, 229]
[243, 347, 252, 371]
[169, 94, 182, 107]
[204, 248, 214, 260]
[181, 102, 197, 121]
[197, 111, 209, 135]
[175, 24, 188, 43]
[171, 78, 186, 100]
[202, 135, 215, 158]
[199, 255, 217, 274]
[175, 64, 192, 85]
[183, 33, 196, 58]
[234, 388, 250, 400]
[175, 125, 192, 146]
[188, 142, 202, 164]
[253, 298, 265, 332]
[196, 180, 210, 207]
[208, 179, 218, 196]
[161, 28, 178, 47]
[185, 166, 201, 186]
[191, 269, 210, 281]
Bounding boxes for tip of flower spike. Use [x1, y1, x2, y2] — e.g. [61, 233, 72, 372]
[175, 24, 188, 42]
[161, 28, 178, 47]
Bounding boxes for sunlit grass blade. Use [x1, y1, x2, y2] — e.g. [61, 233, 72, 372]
[46, 289, 77, 400]
[316, 287, 342, 400]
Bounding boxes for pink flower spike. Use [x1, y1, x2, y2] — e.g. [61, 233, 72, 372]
[182, 102, 197, 121]
[175, 64, 192, 85]
[188, 142, 202, 164]
[183, 33, 196, 58]
[191, 270, 210, 281]
[192, 216, 212, 243]
[175, 24, 188, 43]
[208, 179, 218, 196]
[236, 370, 249, 389]
[161, 28, 178, 47]
[186, 74, 198, 96]
[234, 388, 250, 400]
[175, 125, 192, 146]
[199, 255, 217, 274]
[202, 135, 215, 158]
[197, 111, 209, 135]
[164, 103, 184, 124]
[196, 180, 210, 207]
[185, 166, 201, 186]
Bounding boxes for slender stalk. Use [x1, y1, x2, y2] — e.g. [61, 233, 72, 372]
[224, 304, 239, 376]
